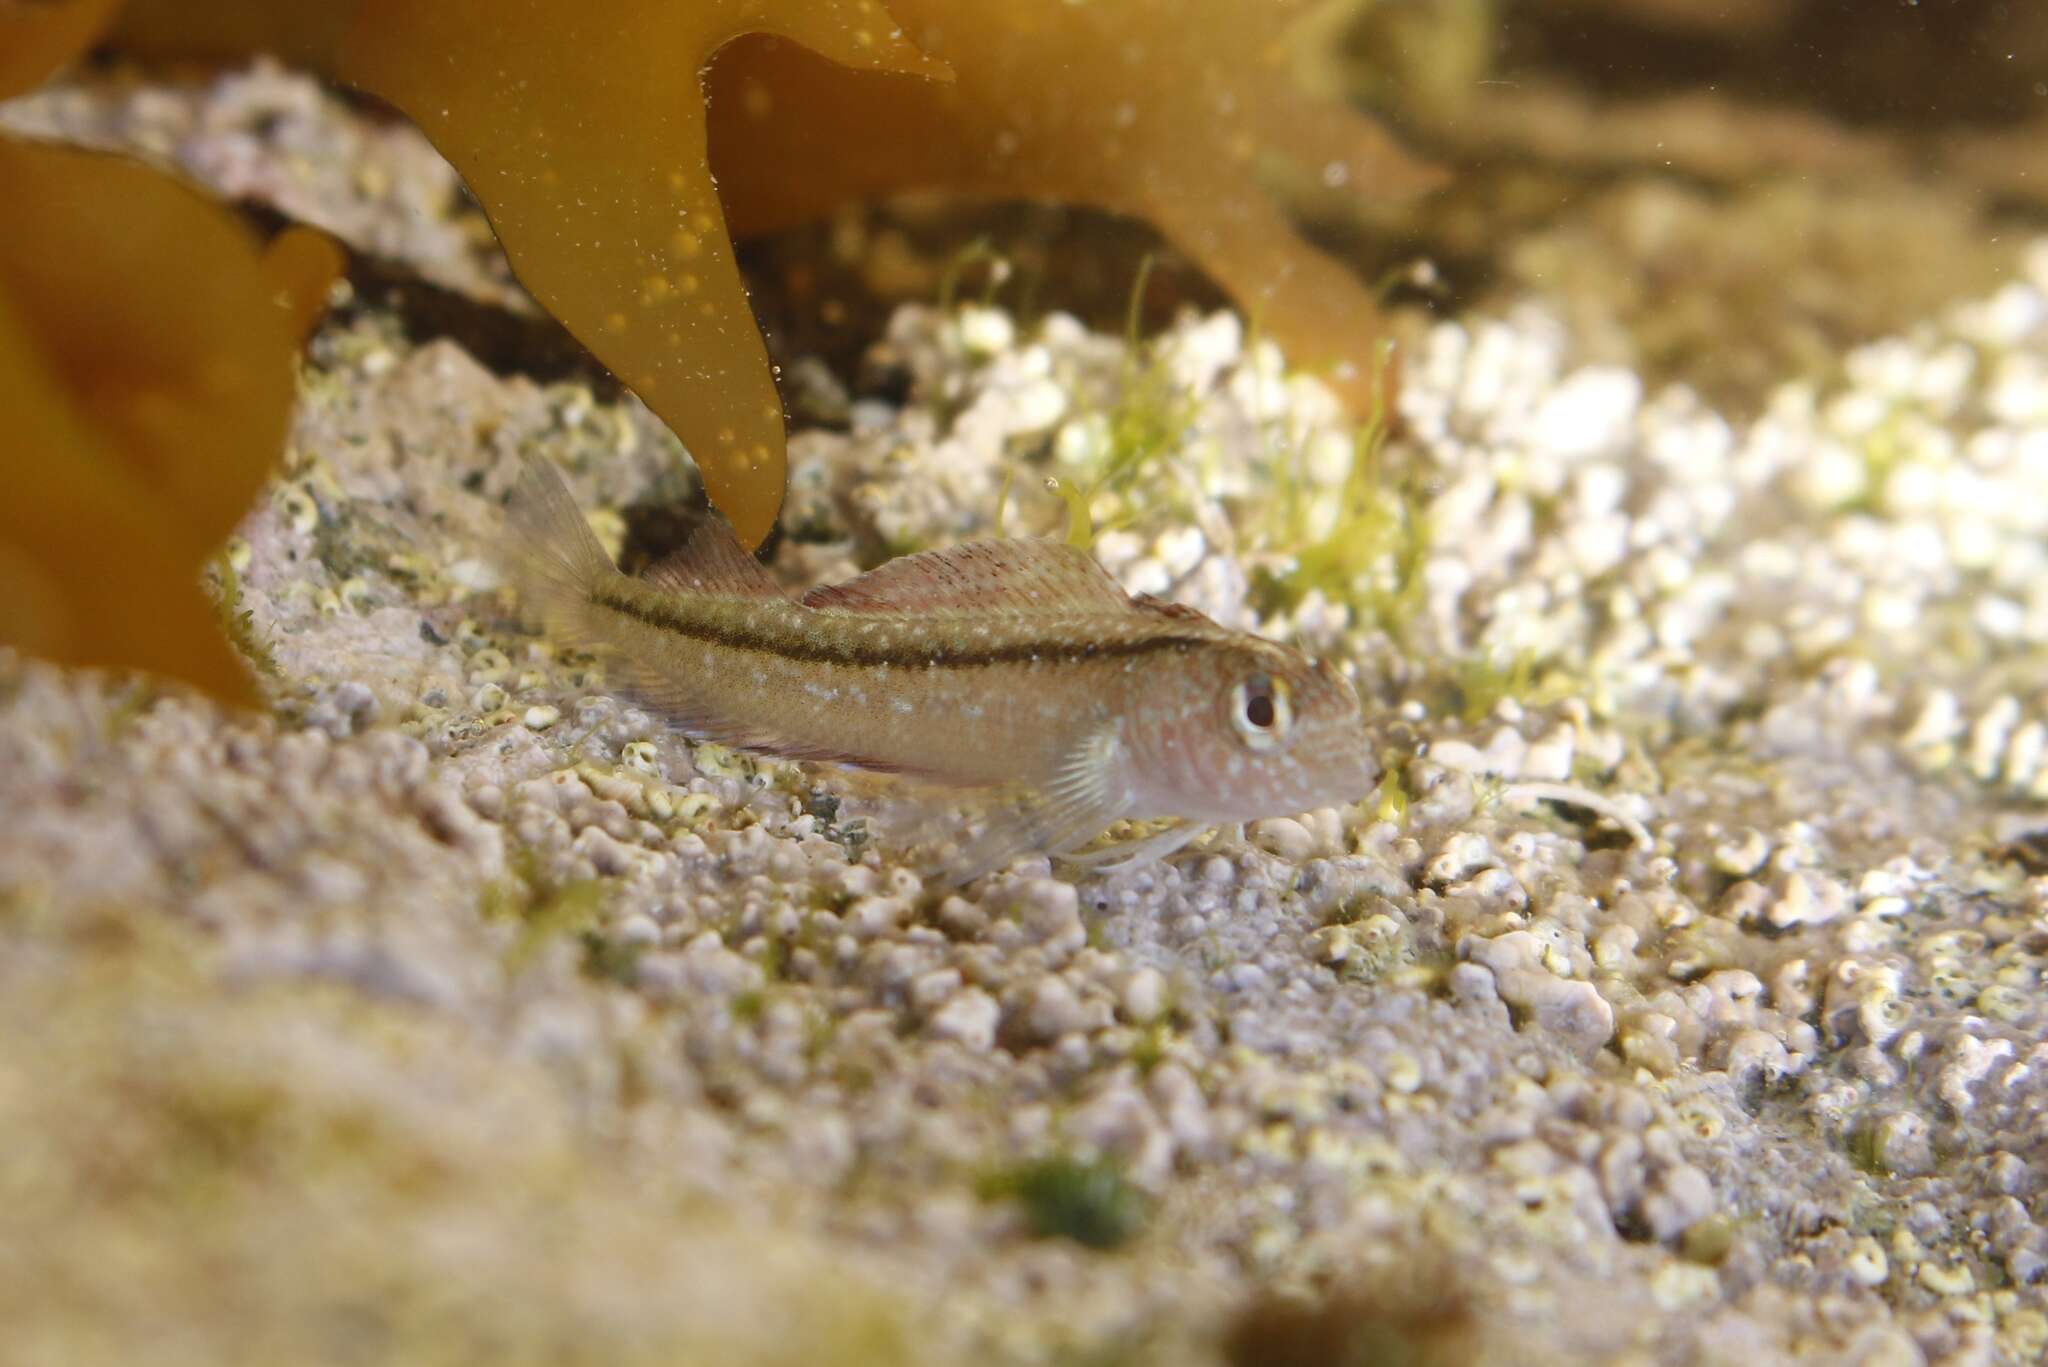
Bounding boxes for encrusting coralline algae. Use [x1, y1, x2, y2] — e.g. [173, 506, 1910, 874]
[8, 62, 2048, 1367]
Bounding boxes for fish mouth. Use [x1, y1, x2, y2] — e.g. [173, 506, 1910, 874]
[1321, 747, 1384, 809]
[1275, 755, 1381, 817]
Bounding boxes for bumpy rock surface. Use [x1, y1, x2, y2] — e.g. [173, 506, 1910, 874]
[6, 62, 2048, 1367]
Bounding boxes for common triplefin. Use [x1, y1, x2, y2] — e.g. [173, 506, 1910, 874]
[503, 455, 1379, 878]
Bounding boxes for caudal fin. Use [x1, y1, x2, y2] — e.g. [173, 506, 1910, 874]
[499, 453, 617, 639]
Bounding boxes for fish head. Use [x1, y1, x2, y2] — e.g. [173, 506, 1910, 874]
[1124, 639, 1380, 823]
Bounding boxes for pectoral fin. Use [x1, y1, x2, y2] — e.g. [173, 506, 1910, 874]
[935, 725, 1129, 885]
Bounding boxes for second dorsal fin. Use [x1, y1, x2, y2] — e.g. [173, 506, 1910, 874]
[640, 515, 785, 600]
[801, 537, 1132, 615]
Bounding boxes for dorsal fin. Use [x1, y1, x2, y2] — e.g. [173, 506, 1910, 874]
[640, 515, 785, 600]
[1132, 594, 1209, 623]
[800, 537, 1132, 615]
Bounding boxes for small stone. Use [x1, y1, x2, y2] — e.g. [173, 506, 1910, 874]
[928, 988, 999, 1051]
[1641, 1163, 1714, 1241]
[1521, 728, 1576, 782]
[1870, 1111, 1933, 1176]
[332, 680, 378, 723]
[1902, 688, 1962, 752]
[1009, 378, 1068, 433]
[1012, 878, 1082, 946]
[1426, 832, 1497, 886]
[446, 557, 496, 592]
[1118, 968, 1168, 1024]
[1249, 817, 1314, 862]
[1425, 740, 1487, 774]
[1382, 1052, 1423, 1094]
[1448, 962, 1501, 1006]
[1070, 1086, 1174, 1188]
[1969, 695, 2021, 781]
[572, 826, 637, 876]
[845, 896, 911, 939]
[523, 704, 561, 731]
[1722, 1029, 1790, 1092]
[1985, 1151, 2031, 1197]
[1717, 880, 1770, 925]
[955, 305, 1014, 357]
[678, 931, 763, 997]
[1764, 871, 1846, 930]
[1149, 1063, 1213, 1156]
[910, 968, 963, 1011]
[1649, 1261, 1718, 1312]
[1022, 976, 1100, 1042]
[616, 914, 661, 948]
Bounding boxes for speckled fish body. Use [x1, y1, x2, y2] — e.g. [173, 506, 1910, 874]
[504, 456, 1379, 871]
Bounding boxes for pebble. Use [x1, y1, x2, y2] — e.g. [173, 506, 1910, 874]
[1872, 1111, 1935, 1177]
[911, 968, 963, 1012]
[845, 896, 911, 939]
[1022, 976, 1094, 1043]
[679, 931, 762, 997]
[928, 988, 999, 1052]
[616, 914, 661, 948]
[1641, 1164, 1715, 1241]
[1521, 728, 1576, 782]
[1010, 879, 1083, 947]
[1118, 968, 1168, 1024]
[1764, 871, 1847, 931]
[1249, 817, 1314, 862]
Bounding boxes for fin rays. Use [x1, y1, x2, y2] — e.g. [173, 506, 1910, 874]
[802, 536, 1131, 616]
[641, 515, 785, 601]
[934, 725, 1129, 884]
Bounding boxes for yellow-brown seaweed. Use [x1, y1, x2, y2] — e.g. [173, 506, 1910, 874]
[110, 0, 1438, 545]
[114, 0, 951, 548]
[0, 0, 121, 98]
[1, 12, 340, 705]
[708, 0, 1441, 408]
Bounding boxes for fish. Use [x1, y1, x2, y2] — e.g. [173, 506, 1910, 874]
[500, 454, 1380, 879]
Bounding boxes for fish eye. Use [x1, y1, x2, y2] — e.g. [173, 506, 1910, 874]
[1229, 673, 1292, 751]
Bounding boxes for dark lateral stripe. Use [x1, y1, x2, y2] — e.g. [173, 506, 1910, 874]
[593, 586, 1205, 669]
